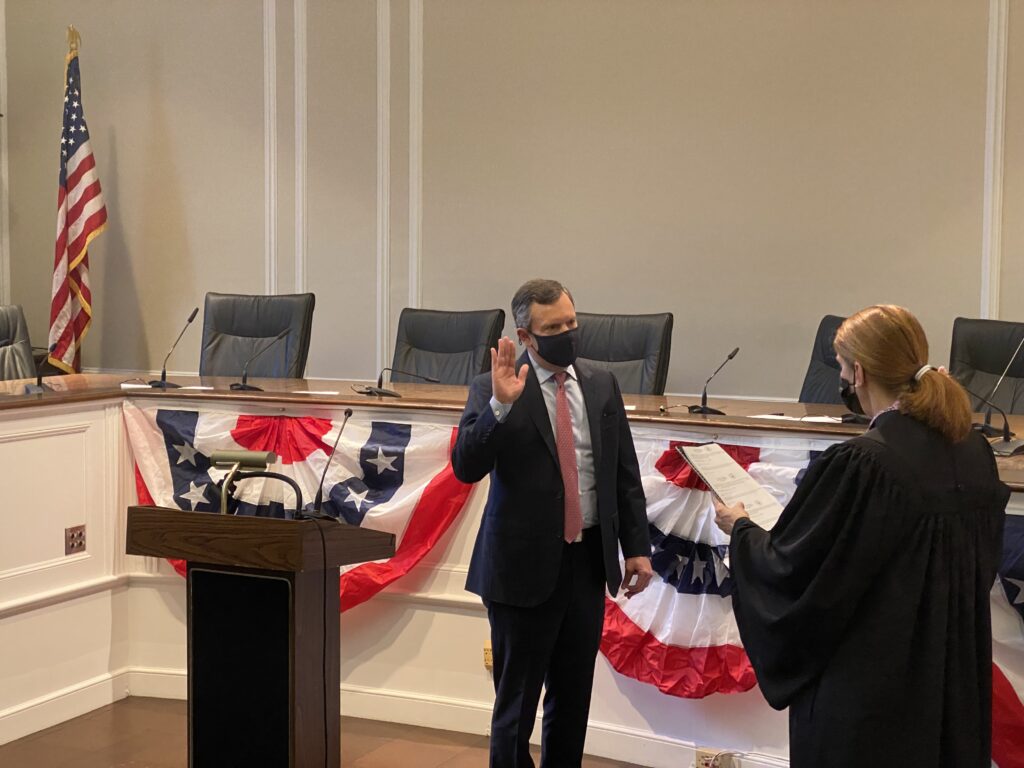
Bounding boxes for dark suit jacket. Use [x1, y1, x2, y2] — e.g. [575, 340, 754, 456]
[452, 354, 651, 607]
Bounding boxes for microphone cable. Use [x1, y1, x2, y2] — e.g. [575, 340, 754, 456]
[313, 517, 330, 768]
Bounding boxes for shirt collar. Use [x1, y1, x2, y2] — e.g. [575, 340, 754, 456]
[527, 349, 577, 385]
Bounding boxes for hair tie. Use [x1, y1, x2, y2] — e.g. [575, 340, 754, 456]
[913, 365, 933, 382]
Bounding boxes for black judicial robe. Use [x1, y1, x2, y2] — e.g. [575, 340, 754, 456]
[729, 411, 1009, 768]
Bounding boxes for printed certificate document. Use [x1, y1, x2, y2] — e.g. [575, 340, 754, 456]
[677, 443, 784, 529]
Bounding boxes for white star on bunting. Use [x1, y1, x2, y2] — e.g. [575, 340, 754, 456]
[345, 487, 370, 513]
[674, 556, 690, 582]
[367, 447, 397, 474]
[174, 442, 200, 466]
[712, 551, 729, 585]
[181, 482, 208, 510]
[690, 552, 706, 584]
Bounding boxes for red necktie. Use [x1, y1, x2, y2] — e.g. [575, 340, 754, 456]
[554, 372, 583, 543]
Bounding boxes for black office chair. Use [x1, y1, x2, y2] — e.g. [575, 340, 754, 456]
[574, 312, 673, 395]
[390, 308, 504, 386]
[949, 317, 1024, 413]
[0, 305, 37, 381]
[198, 293, 315, 379]
[798, 315, 846, 405]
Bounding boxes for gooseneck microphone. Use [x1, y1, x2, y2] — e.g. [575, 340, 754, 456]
[230, 330, 289, 392]
[354, 367, 441, 398]
[300, 407, 354, 520]
[149, 307, 199, 389]
[24, 343, 58, 395]
[972, 333, 1024, 437]
[962, 383, 1024, 455]
[688, 347, 739, 415]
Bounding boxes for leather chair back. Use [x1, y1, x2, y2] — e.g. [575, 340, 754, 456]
[950, 317, 1024, 413]
[199, 293, 315, 379]
[391, 308, 504, 385]
[0, 305, 36, 381]
[574, 312, 673, 395]
[798, 315, 846, 404]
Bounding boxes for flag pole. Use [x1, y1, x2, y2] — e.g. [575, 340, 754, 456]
[66, 25, 80, 56]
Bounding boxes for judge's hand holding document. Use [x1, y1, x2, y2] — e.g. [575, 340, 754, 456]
[712, 498, 747, 535]
[711, 305, 1009, 768]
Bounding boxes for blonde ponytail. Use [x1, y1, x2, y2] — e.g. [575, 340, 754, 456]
[900, 367, 973, 443]
[835, 305, 973, 442]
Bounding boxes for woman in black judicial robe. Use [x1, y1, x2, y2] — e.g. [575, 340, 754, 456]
[714, 305, 1009, 768]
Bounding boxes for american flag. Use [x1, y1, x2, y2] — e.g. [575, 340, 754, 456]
[49, 51, 106, 373]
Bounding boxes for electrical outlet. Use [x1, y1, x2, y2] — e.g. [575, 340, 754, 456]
[483, 642, 493, 671]
[695, 748, 718, 768]
[65, 524, 86, 555]
[694, 748, 735, 768]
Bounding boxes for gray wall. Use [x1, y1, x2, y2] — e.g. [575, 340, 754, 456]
[1, 1, 1018, 396]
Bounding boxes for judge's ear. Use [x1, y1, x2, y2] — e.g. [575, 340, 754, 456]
[853, 360, 866, 389]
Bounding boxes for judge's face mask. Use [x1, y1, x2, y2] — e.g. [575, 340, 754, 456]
[839, 378, 864, 415]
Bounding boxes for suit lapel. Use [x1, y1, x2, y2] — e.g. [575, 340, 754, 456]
[519, 353, 559, 466]
[575, 361, 604, 474]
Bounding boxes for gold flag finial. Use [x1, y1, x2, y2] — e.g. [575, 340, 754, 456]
[67, 25, 81, 55]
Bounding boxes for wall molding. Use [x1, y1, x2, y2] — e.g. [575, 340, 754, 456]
[0, 421, 90, 444]
[408, 0, 423, 309]
[263, 0, 278, 294]
[0, 574, 124, 620]
[377, 588, 484, 611]
[376, 0, 392, 373]
[982, 0, 1009, 319]
[294, 0, 308, 293]
[0, 0, 11, 306]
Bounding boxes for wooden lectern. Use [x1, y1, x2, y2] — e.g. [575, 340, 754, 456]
[126, 505, 395, 768]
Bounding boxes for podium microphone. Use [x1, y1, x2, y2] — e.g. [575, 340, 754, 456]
[354, 367, 441, 398]
[689, 347, 739, 415]
[24, 343, 58, 395]
[298, 407, 354, 520]
[231, 330, 289, 392]
[149, 307, 199, 388]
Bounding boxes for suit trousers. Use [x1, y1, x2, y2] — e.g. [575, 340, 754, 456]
[486, 527, 606, 768]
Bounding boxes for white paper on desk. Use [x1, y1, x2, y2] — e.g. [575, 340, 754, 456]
[750, 414, 843, 424]
[291, 389, 340, 395]
[678, 443, 785, 530]
[120, 382, 151, 389]
[179, 386, 215, 391]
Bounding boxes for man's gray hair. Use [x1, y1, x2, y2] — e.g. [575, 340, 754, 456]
[511, 279, 574, 331]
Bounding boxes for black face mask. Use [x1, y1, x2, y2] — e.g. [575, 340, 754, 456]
[839, 377, 864, 415]
[531, 327, 579, 368]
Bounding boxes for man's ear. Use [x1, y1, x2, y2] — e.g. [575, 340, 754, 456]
[515, 328, 531, 347]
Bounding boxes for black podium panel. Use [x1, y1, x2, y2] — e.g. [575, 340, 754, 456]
[189, 568, 291, 767]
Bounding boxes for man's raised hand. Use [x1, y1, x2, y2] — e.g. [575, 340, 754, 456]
[491, 336, 528, 405]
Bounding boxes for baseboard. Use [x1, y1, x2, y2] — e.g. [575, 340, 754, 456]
[1, 667, 788, 766]
[0, 669, 130, 746]
[339, 682, 788, 768]
[126, 667, 187, 700]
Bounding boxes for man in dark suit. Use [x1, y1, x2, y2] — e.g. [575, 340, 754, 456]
[452, 278, 653, 768]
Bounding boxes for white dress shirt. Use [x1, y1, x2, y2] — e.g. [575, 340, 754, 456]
[489, 351, 598, 530]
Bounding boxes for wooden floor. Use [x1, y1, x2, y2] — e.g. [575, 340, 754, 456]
[0, 697, 641, 767]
